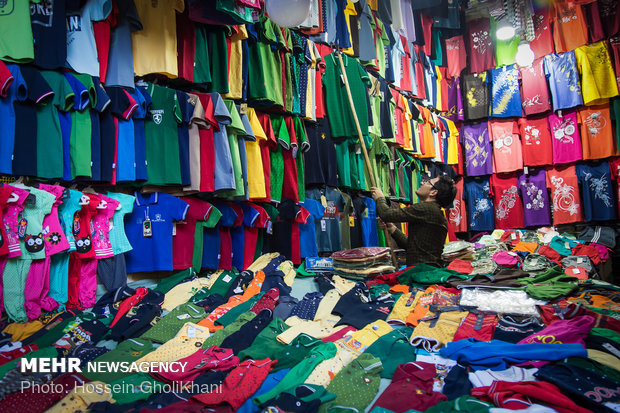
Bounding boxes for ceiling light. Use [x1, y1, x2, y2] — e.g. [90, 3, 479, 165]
[265, 0, 312, 28]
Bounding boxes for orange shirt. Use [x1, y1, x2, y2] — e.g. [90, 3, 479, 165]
[406, 286, 437, 327]
[552, 2, 588, 53]
[578, 105, 617, 160]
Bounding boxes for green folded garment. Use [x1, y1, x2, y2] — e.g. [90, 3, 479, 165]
[397, 264, 472, 285]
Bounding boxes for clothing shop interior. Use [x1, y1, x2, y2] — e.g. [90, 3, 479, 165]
[1, 0, 620, 411]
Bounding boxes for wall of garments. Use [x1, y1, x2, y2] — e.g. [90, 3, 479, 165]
[0, 0, 620, 323]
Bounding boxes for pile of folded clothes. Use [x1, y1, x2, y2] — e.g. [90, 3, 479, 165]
[442, 241, 475, 262]
[331, 247, 395, 280]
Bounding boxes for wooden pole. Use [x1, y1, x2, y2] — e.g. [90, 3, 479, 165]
[335, 50, 398, 268]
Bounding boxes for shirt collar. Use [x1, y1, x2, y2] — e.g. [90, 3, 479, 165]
[134, 191, 158, 206]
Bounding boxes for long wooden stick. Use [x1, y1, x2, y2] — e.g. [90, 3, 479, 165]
[336, 50, 398, 268]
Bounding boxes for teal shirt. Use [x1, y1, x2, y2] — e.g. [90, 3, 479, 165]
[107, 192, 135, 255]
[57, 189, 83, 251]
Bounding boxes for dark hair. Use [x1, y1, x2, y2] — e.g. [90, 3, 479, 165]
[433, 175, 457, 209]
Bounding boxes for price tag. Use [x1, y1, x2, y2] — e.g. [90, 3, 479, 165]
[511, 233, 517, 240]
[233, 286, 244, 294]
[172, 222, 176, 236]
[523, 166, 529, 175]
[389, 160, 395, 170]
[240, 103, 248, 114]
[222, 274, 232, 283]
[177, 314, 191, 320]
[565, 242, 570, 250]
[187, 327, 196, 338]
[355, 146, 361, 155]
[572, 268, 581, 275]
[321, 219, 327, 232]
[143, 219, 152, 237]
[577, 257, 584, 263]
[349, 215, 355, 227]
[266, 220, 273, 234]
[320, 195, 328, 207]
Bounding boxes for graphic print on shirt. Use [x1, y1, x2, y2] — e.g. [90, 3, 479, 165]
[467, 86, 484, 108]
[521, 67, 543, 110]
[550, 176, 580, 215]
[471, 28, 491, 55]
[448, 200, 463, 226]
[496, 186, 518, 220]
[24, 233, 44, 253]
[533, 13, 548, 41]
[493, 129, 513, 155]
[464, 129, 489, 168]
[556, 54, 581, 94]
[473, 182, 492, 220]
[583, 111, 607, 136]
[521, 182, 545, 210]
[492, 70, 518, 115]
[75, 235, 92, 253]
[151, 109, 164, 125]
[583, 172, 613, 208]
[552, 116, 576, 143]
[523, 125, 543, 145]
[558, 6, 578, 23]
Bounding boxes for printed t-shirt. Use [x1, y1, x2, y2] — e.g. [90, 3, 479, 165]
[3, 186, 29, 258]
[464, 178, 494, 232]
[490, 173, 524, 230]
[518, 116, 553, 166]
[37, 184, 70, 256]
[467, 18, 495, 73]
[92, 195, 119, 259]
[18, 187, 55, 260]
[0, 0, 38, 62]
[299, 199, 325, 258]
[124, 192, 189, 273]
[0, 64, 26, 175]
[518, 169, 552, 227]
[306, 187, 345, 253]
[461, 122, 492, 176]
[578, 105, 616, 160]
[66, 0, 112, 77]
[445, 35, 467, 78]
[489, 120, 523, 173]
[37, 70, 74, 180]
[574, 41, 620, 106]
[145, 82, 182, 185]
[490, 65, 522, 118]
[462, 73, 489, 121]
[546, 165, 584, 224]
[106, 192, 135, 255]
[548, 111, 583, 164]
[132, 0, 185, 77]
[576, 162, 617, 221]
[544, 52, 584, 111]
[448, 178, 468, 233]
[530, 9, 554, 59]
[173, 198, 214, 270]
[553, 2, 588, 53]
[520, 57, 551, 116]
[31, 0, 67, 69]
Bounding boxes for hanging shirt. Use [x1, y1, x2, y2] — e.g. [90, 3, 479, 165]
[574, 41, 619, 106]
[466, 18, 495, 73]
[552, 1, 588, 53]
[547, 111, 583, 164]
[66, 0, 112, 77]
[490, 65, 522, 118]
[0, 64, 26, 176]
[462, 73, 489, 121]
[530, 9, 554, 59]
[518, 116, 553, 167]
[461, 122, 492, 176]
[518, 169, 552, 228]
[546, 165, 584, 225]
[299, 199, 325, 258]
[445, 35, 467, 78]
[448, 178, 467, 233]
[520, 58, 551, 116]
[544, 52, 584, 111]
[464, 177, 494, 232]
[306, 187, 345, 253]
[576, 162, 617, 221]
[489, 120, 523, 174]
[125, 192, 189, 273]
[490, 173, 524, 230]
[578, 105, 616, 160]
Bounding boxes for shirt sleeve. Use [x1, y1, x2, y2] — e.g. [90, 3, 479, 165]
[0, 60, 14, 98]
[391, 228, 409, 249]
[90, 0, 113, 22]
[375, 197, 435, 224]
[20, 66, 53, 105]
[167, 195, 189, 221]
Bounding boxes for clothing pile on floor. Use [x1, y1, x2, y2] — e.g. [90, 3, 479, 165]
[0, 230, 618, 413]
[331, 247, 395, 281]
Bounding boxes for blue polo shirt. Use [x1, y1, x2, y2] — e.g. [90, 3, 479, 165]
[0, 64, 26, 175]
[177, 91, 194, 187]
[210, 93, 236, 192]
[202, 202, 238, 270]
[125, 192, 189, 273]
[361, 196, 379, 247]
[299, 199, 325, 258]
[111, 88, 136, 183]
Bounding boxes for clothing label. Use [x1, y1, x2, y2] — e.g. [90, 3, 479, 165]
[222, 274, 232, 283]
[524, 166, 529, 175]
[240, 103, 248, 114]
[143, 219, 152, 237]
[233, 286, 244, 294]
[18, 217, 27, 239]
[320, 219, 327, 232]
[577, 257, 584, 263]
[320, 195, 328, 207]
[349, 215, 355, 227]
[405, 294, 416, 307]
[266, 220, 273, 234]
[511, 233, 517, 240]
[187, 327, 196, 338]
[177, 314, 191, 320]
[390, 160, 395, 170]
[109, 218, 114, 231]
[565, 242, 570, 250]
[355, 146, 361, 155]
[172, 222, 176, 236]
[572, 268, 581, 274]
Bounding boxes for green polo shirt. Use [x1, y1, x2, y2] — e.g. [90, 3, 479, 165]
[140, 303, 206, 343]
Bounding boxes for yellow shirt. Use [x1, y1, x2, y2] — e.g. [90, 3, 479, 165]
[446, 119, 460, 165]
[136, 323, 210, 363]
[162, 278, 211, 311]
[575, 41, 620, 106]
[46, 381, 113, 412]
[277, 317, 346, 344]
[246, 107, 268, 200]
[223, 26, 248, 100]
[132, 0, 185, 77]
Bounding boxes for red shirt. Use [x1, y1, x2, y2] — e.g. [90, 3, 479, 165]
[530, 9, 554, 59]
[281, 116, 300, 203]
[176, 9, 196, 82]
[420, 14, 434, 56]
[413, 45, 426, 100]
[490, 173, 524, 230]
[75, 194, 100, 259]
[518, 116, 553, 167]
[445, 35, 467, 78]
[467, 18, 495, 73]
[196, 93, 217, 193]
[520, 57, 551, 116]
[448, 178, 468, 233]
[93, 1, 118, 83]
[399, 35, 413, 92]
[173, 198, 214, 270]
[546, 164, 584, 224]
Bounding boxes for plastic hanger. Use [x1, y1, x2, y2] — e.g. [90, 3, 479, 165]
[97, 199, 108, 210]
[7, 192, 19, 203]
[79, 195, 90, 206]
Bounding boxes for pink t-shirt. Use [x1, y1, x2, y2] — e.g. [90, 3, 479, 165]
[38, 184, 70, 256]
[547, 111, 583, 164]
[520, 57, 551, 116]
[489, 120, 523, 173]
[92, 195, 120, 259]
[3, 186, 29, 258]
[445, 35, 467, 78]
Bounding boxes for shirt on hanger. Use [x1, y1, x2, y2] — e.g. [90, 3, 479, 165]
[546, 164, 584, 225]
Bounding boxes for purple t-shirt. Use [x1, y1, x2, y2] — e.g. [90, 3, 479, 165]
[543, 52, 584, 111]
[461, 122, 493, 176]
[447, 77, 464, 122]
[547, 111, 583, 164]
[518, 169, 552, 227]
